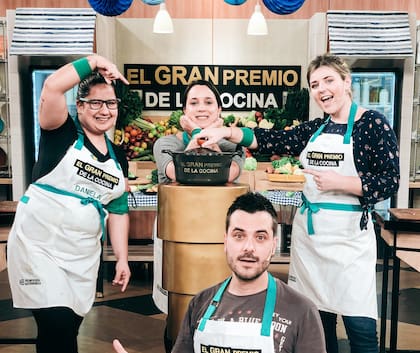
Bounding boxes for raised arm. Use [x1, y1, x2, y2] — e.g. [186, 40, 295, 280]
[38, 55, 128, 131]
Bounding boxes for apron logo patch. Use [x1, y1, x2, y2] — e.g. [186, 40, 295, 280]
[74, 159, 120, 190]
[306, 151, 344, 167]
[200, 345, 261, 353]
[19, 278, 41, 286]
[288, 275, 296, 282]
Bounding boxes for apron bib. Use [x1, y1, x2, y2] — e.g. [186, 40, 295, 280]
[288, 103, 378, 319]
[193, 274, 277, 353]
[7, 128, 125, 316]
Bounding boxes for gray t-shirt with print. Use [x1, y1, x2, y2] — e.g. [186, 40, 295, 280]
[172, 276, 326, 353]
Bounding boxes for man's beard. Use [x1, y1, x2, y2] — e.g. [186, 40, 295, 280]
[227, 251, 271, 282]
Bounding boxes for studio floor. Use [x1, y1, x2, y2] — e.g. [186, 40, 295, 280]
[0, 261, 419, 353]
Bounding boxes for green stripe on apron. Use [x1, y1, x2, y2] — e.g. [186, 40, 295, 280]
[300, 193, 363, 235]
[32, 182, 107, 240]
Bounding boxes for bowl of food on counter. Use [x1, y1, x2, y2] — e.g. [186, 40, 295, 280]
[265, 156, 305, 183]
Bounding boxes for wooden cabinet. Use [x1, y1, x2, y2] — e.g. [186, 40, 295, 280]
[128, 209, 156, 242]
[127, 162, 156, 242]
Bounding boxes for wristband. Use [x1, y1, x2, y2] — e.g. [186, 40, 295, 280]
[191, 128, 202, 137]
[183, 128, 202, 146]
[72, 57, 92, 80]
[239, 127, 254, 147]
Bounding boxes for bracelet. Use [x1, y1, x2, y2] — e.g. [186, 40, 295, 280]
[239, 127, 254, 147]
[72, 57, 92, 81]
[191, 128, 202, 137]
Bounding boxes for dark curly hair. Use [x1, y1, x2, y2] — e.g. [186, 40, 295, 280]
[76, 71, 117, 100]
[226, 192, 278, 236]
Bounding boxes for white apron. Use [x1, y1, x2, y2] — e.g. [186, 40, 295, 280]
[193, 274, 276, 353]
[152, 217, 168, 314]
[288, 103, 377, 319]
[7, 128, 126, 317]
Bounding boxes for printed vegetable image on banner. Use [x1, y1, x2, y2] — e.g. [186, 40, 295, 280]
[88, 0, 133, 16]
[262, 0, 305, 15]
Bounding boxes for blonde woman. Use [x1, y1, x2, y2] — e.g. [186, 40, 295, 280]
[195, 53, 400, 353]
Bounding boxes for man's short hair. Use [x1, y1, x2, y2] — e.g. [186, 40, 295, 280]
[225, 192, 278, 236]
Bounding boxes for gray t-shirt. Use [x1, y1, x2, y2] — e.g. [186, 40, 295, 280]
[172, 276, 326, 353]
[153, 134, 245, 183]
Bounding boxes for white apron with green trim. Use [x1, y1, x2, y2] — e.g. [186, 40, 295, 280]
[193, 274, 276, 353]
[288, 103, 377, 319]
[7, 131, 125, 317]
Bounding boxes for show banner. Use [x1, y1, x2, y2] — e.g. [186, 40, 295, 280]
[125, 64, 301, 111]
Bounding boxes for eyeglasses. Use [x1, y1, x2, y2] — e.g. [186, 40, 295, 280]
[79, 98, 120, 110]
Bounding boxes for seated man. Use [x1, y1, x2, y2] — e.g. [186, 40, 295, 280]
[113, 192, 325, 353]
[172, 192, 325, 353]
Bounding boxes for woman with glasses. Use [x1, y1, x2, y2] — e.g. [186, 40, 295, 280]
[7, 55, 131, 353]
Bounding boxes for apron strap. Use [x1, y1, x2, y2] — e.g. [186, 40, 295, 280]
[74, 116, 121, 170]
[105, 134, 121, 170]
[198, 277, 231, 332]
[300, 194, 320, 235]
[343, 102, 357, 144]
[74, 117, 86, 150]
[260, 273, 277, 336]
[32, 182, 107, 241]
[309, 117, 330, 143]
[309, 101, 358, 144]
[198, 273, 277, 337]
[300, 194, 363, 235]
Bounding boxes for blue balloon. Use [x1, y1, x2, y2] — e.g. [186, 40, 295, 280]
[88, 0, 133, 16]
[262, 0, 305, 15]
[224, 0, 248, 5]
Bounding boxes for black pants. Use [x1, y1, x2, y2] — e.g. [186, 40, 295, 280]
[320, 311, 339, 353]
[32, 307, 84, 353]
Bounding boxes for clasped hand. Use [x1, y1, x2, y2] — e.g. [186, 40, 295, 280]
[180, 114, 223, 151]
